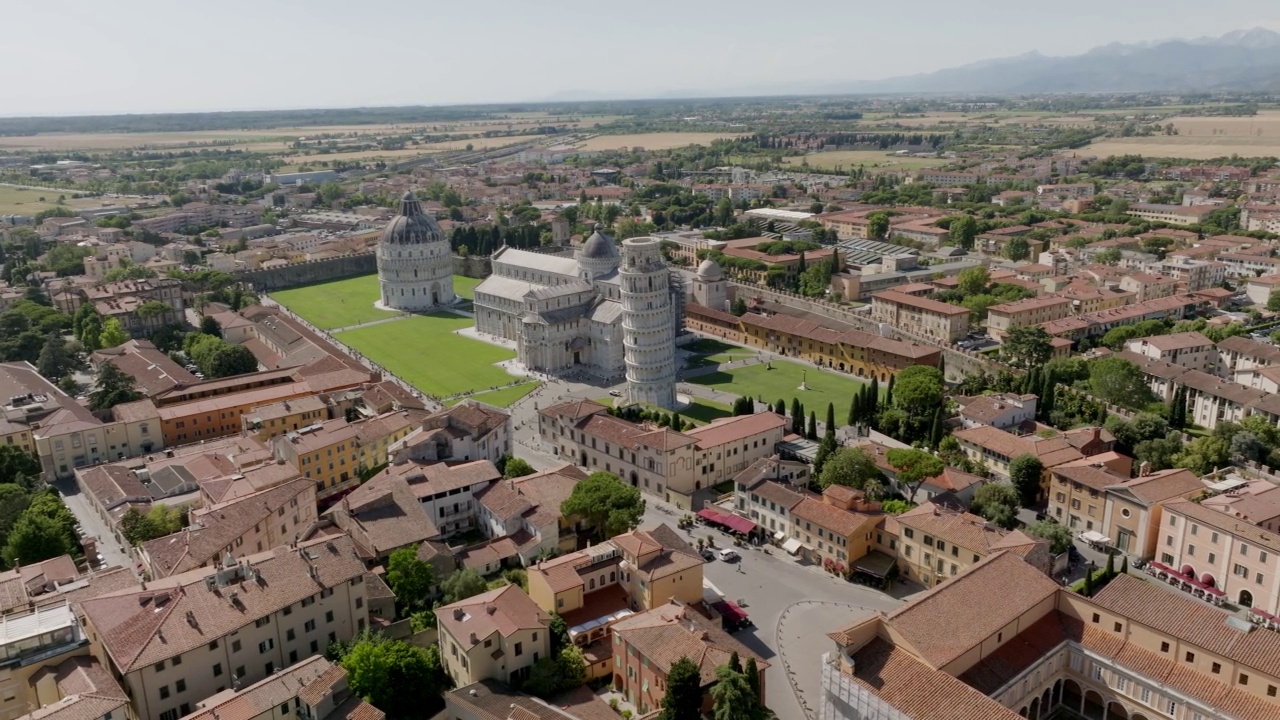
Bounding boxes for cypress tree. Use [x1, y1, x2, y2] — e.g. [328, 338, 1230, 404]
[825, 402, 836, 437]
[775, 398, 786, 415]
[869, 377, 880, 412]
[849, 393, 858, 426]
[729, 651, 743, 675]
[792, 399, 804, 435]
[929, 406, 943, 448]
[938, 355, 946, 384]
[884, 375, 894, 407]
[745, 657, 761, 702]
[1083, 567, 1094, 596]
[1040, 375, 1056, 422]
[1105, 552, 1116, 581]
[806, 411, 817, 440]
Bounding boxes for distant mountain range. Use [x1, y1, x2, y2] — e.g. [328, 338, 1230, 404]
[830, 27, 1280, 95]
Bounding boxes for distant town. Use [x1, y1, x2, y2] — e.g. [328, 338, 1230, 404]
[1, 92, 1280, 720]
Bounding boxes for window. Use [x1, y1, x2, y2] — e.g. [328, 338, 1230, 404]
[259, 639, 274, 653]
[160, 686, 170, 700]
[172, 656, 181, 666]
[1240, 673, 1249, 685]
[1091, 613, 1100, 624]
[1141, 688, 1151, 703]
[325, 610, 334, 623]
[356, 597, 363, 609]
[155, 661, 165, 672]
[255, 617, 270, 628]
[1185, 651, 1195, 662]
[209, 640, 219, 651]
[214, 664, 223, 677]
[515, 642, 523, 656]
[287, 629, 296, 641]
[176, 680, 186, 693]
[1160, 641, 1170, 652]
[232, 640, 241, 653]
[280, 704, 290, 715]
[1113, 622, 1122, 632]
[235, 666, 245, 679]
[1267, 685, 1276, 697]
[160, 711, 178, 720]
[304, 620, 316, 632]
[1212, 662, 1221, 674]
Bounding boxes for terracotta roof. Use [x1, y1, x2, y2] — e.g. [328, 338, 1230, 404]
[791, 497, 876, 537]
[18, 657, 129, 720]
[882, 551, 1059, 669]
[897, 502, 1042, 558]
[684, 412, 786, 449]
[611, 601, 768, 686]
[181, 656, 382, 720]
[539, 399, 610, 422]
[952, 425, 1084, 467]
[1052, 463, 1127, 491]
[437, 585, 550, 650]
[445, 680, 600, 720]
[80, 535, 366, 672]
[326, 472, 439, 558]
[1108, 468, 1201, 505]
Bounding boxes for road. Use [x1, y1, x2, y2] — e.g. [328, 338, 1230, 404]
[52, 476, 137, 575]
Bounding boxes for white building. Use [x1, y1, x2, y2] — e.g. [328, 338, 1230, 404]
[620, 237, 677, 409]
[376, 191, 455, 311]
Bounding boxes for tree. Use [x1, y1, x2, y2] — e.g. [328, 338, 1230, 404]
[36, 335, 80, 382]
[2, 513, 69, 566]
[1088, 357, 1155, 410]
[744, 656, 761, 703]
[0, 485, 32, 541]
[711, 664, 764, 720]
[971, 483, 1021, 529]
[439, 567, 488, 604]
[120, 504, 186, 545]
[886, 448, 944, 502]
[386, 547, 436, 614]
[1025, 519, 1073, 554]
[89, 362, 142, 411]
[659, 657, 704, 720]
[0, 446, 40, 489]
[949, 215, 979, 251]
[503, 457, 535, 479]
[1004, 237, 1030, 261]
[956, 265, 989, 296]
[806, 411, 817, 440]
[1266, 290, 1280, 313]
[561, 471, 644, 539]
[98, 318, 129, 349]
[549, 614, 570, 655]
[818, 446, 884, 491]
[1003, 326, 1053, 369]
[78, 313, 103, 352]
[891, 365, 943, 437]
[866, 212, 890, 240]
[1175, 436, 1232, 476]
[200, 315, 223, 338]
[730, 297, 748, 316]
[1009, 454, 1045, 507]
[209, 344, 259, 377]
[1134, 433, 1183, 472]
[340, 634, 448, 719]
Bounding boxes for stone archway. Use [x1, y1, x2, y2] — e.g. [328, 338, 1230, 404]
[1083, 690, 1106, 720]
[1105, 700, 1129, 720]
[1240, 589, 1254, 607]
[629, 470, 638, 487]
[1028, 696, 1040, 720]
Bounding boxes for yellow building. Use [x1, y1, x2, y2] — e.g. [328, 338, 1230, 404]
[241, 395, 330, 442]
[788, 488, 881, 569]
[894, 501, 1051, 587]
[270, 410, 425, 501]
[869, 290, 971, 343]
[437, 585, 551, 688]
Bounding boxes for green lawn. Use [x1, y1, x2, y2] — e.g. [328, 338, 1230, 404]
[689, 359, 868, 426]
[336, 313, 519, 398]
[273, 274, 484, 330]
[271, 274, 398, 330]
[447, 381, 541, 408]
[683, 338, 757, 368]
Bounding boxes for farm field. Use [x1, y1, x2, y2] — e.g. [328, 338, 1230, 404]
[1087, 111, 1280, 159]
[576, 132, 747, 151]
[689, 359, 868, 426]
[783, 150, 944, 172]
[0, 186, 67, 215]
[335, 313, 520, 399]
[275, 135, 544, 170]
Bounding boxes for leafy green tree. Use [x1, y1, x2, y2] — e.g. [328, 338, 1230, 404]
[730, 297, 748, 316]
[43, 244, 93, 276]
[36, 334, 81, 382]
[1003, 326, 1053, 369]
[1025, 519, 1073, 554]
[956, 265, 990, 296]
[503, 457, 535, 479]
[711, 664, 764, 720]
[659, 657, 704, 720]
[560, 471, 644, 540]
[549, 614, 570, 655]
[2, 514, 69, 567]
[386, 547, 436, 614]
[891, 365, 943, 436]
[1134, 433, 1183, 472]
[89, 362, 142, 411]
[886, 448, 944, 502]
[208, 344, 258, 377]
[1266, 290, 1280, 313]
[439, 567, 489, 605]
[1009, 454, 1045, 507]
[98, 317, 130, 349]
[971, 483, 1021, 529]
[866, 212, 890, 240]
[1003, 237, 1030, 261]
[949, 215, 979, 251]
[120, 504, 186, 545]
[102, 264, 159, 282]
[744, 656, 761, 703]
[0, 446, 41, 489]
[0, 485, 32, 542]
[200, 316, 222, 338]
[340, 634, 449, 719]
[819, 446, 885, 492]
[78, 313, 103, 352]
[1088, 357, 1154, 410]
[1175, 436, 1231, 476]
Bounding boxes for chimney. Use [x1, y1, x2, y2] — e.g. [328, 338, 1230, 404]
[1139, 461, 1151, 477]
[1092, 427, 1101, 442]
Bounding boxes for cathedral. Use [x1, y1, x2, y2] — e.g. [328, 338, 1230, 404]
[473, 227, 681, 406]
[376, 191, 455, 311]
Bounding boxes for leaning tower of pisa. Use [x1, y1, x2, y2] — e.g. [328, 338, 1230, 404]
[620, 237, 677, 409]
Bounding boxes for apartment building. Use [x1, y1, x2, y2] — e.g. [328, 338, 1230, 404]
[16, 657, 131, 720]
[178, 656, 382, 720]
[789, 488, 881, 568]
[437, 585, 551, 688]
[388, 401, 511, 467]
[611, 602, 768, 717]
[1218, 253, 1280, 279]
[985, 296, 1073, 340]
[957, 393, 1037, 431]
[1100, 468, 1202, 560]
[951, 424, 1118, 484]
[84, 278, 185, 338]
[894, 502, 1050, 587]
[1127, 203, 1218, 226]
[269, 410, 425, 501]
[821, 552, 1280, 720]
[1118, 272, 1179, 303]
[733, 456, 811, 539]
[527, 524, 703, 640]
[369, 459, 500, 538]
[1039, 293, 1207, 340]
[1244, 274, 1280, 306]
[241, 396, 330, 442]
[0, 604, 98, 720]
[537, 401, 785, 509]
[79, 536, 370, 720]
[475, 464, 589, 564]
[870, 290, 970, 343]
[1048, 461, 1130, 534]
[1157, 257, 1227, 291]
[138, 477, 318, 578]
[1124, 331, 1216, 373]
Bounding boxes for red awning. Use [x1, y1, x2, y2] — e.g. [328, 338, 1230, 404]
[697, 509, 724, 522]
[712, 600, 749, 623]
[697, 509, 757, 534]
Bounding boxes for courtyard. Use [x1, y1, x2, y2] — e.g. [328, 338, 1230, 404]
[688, 357, 870, 426]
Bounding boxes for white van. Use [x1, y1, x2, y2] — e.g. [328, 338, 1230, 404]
[716, 548, 740, 562]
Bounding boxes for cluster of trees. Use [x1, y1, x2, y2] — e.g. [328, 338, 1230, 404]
[0, 476, 82, 569]
[605, 404, 691, 431]
[0, 296, 74, 365]
[182, 330, 259, 378]
[120, 504, 188, 545]
[72, 304, 129, 353]
[560, 471, 645, 541]
[730, 397, 757, 416]
[333, 633, 450, 719]
[659, 651, 764, 720]
[934, 266, 1037, 322]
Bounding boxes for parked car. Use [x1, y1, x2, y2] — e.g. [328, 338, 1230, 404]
[700, 548, 715, 561]
[716, 548, 740, 562]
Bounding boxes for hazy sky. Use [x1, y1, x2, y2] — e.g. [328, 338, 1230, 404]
[3, 0, 1278, 116]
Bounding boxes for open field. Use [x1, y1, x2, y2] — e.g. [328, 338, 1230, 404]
[575, 132, 747, 152]
[452, 275, 482, 301]
[689, 359, 867, 426]
[447, 381, 540, 408]
[276, 135, 544, 170]
[336, 313, 519, 399]
[270, 274, 398, 330]
[1087, 111, 1280, 158]
[0, 186, 65, 215]
[783, 150, 944, 172]
[684, 338, 756, 368]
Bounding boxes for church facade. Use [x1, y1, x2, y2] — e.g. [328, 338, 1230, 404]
[376, 191, 455, 311]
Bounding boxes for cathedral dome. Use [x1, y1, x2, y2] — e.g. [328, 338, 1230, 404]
[579, 225, 618, 260]
[382, 191, 445, 246]
[696, 258, 723, 281]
